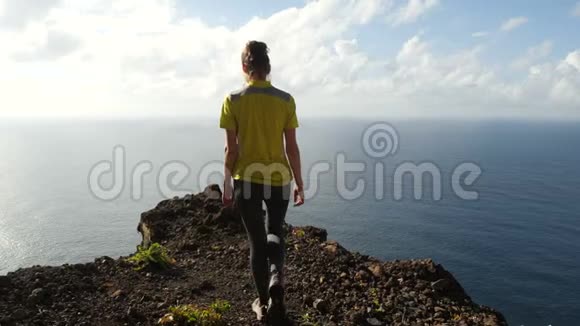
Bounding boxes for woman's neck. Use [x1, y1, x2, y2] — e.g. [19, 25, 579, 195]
[249, 77, 267, 82]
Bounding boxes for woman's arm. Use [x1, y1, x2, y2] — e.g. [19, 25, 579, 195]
[223, 129, 238, 206]
[284, 128, 304, 206]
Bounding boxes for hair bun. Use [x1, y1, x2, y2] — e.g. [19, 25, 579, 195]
[242, 41, 271, 77]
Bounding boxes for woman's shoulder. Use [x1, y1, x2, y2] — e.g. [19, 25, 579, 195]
[227, 86, 250, 102]
[266, 84, 293, 103]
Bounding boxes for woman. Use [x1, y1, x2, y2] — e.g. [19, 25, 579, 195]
[220, 40, 305, 323]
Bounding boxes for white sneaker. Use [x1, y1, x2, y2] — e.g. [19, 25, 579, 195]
[251, 298, 267, 322]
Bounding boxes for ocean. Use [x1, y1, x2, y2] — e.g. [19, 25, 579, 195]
[0, 119, 579, 326]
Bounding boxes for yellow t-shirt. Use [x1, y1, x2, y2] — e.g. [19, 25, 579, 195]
[219, 80, 299, 186]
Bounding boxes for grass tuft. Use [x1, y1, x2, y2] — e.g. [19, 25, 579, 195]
[127, 243, 176, 270]
[158, 300, 231, 325]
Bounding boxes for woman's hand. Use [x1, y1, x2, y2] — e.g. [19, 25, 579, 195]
[293, 184, 305, 207]
[284, 129, 304, 207]
[223, 181, 234, 206]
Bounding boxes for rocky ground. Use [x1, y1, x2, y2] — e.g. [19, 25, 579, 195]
[0, 185, 507, 325]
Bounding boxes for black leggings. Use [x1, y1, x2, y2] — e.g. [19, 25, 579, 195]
[234, 180, 290, 304]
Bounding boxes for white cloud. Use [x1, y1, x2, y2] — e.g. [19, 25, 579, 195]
[0, 0, 392, 117]
[572, 2, 580, 17]
[500, 16, 528, 31]
[471, 31, 489, 38]
[0, 0, 61, 28]
[511, 41, 553, 70]
[349, 0, 391, 24]
[564, 50, 580, 71]
[0, 0, 578, 119]
[388, 0, 439, 26]
[11, 30, 81, 61]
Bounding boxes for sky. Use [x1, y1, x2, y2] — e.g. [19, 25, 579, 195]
[0, 0, 579, 120]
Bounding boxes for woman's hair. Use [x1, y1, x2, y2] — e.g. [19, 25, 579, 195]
[242, 41, 271, 78]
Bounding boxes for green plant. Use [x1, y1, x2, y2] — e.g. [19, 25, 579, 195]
[300, 313, 321, 326]
[293, 229, 306, 238]
[370, 288, 385, 313]
[209, 300, 231, 314]
[127, 243, 176, 270]
[159, 300, 231, 325]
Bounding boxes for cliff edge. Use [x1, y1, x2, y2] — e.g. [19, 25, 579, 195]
[0, 185, 506, 325]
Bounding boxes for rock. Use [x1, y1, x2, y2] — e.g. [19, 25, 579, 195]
[323, 241, 347, 257]
[27, 288, 48, 305]
[313, 298, 329, 313]
[324, 243, 339, 255]
[203, 184, 222, 200]
[366, 317, 382, 325]
[355, 270, 370, 281]
[111, 289, 123, 299]
[301, 226, 328, 242]
[368, 263, 384, 278]
[425, 259, 437, 273]
[431, 279, 452, 291]
[96, 256, 115, 264]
